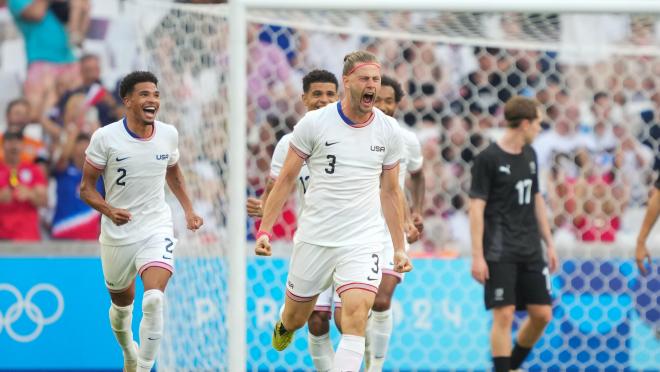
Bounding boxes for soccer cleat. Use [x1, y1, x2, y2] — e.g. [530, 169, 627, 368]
[272, 320, 294, 351]
[123, 341, 139, 372]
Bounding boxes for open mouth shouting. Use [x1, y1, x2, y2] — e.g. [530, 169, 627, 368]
[361, 91, 375, 107]
[143, 106, 158, 121]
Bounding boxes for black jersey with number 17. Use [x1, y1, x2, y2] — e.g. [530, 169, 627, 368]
[469, 142, 543, 263]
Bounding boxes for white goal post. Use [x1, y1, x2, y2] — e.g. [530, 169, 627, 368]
[228, 1, 660, 371]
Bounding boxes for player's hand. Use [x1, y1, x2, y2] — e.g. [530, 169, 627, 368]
[0, 187, 11, 203]
[246, 197, 263, 217]
[186, 212, 204, 231]
[393, 250, 413, 273]
[471, 255, 489, 284]
[14, 185, 31, 202]
[547, 244, 559, 273]
[255, 235, 272, 256]
[108, 208, 131, 226]
[405, 221, 420, 244]
[636, 241, 652, 276]
[411, 212, 424, 234]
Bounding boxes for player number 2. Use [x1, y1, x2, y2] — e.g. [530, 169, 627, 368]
[325, 155, 336, 174]
[116, 168, 127, 186]
[162, 237, 174, 260]
[515, 179, 532, 205]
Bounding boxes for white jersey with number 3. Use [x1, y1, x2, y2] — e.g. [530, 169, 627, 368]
[85, 119, 180, 246]
[289, 102, 403, 247]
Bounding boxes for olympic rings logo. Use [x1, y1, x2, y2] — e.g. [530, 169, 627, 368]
[0, 283, 64, 343]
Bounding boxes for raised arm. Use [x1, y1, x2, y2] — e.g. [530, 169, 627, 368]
[166, 163, 203, 231]
[254, 147, 304, 256]
[53, 124, 78, 173]
[15, 0, 50, 22]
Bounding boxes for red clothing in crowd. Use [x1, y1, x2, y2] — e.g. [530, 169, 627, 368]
[0, 162, 47, 241]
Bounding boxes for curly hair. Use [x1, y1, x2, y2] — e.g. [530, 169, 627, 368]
[302, 69, 338, 93]
[119, 71, 158, 99]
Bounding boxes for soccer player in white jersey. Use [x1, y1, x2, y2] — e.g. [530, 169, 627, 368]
[255, 50, 412, 371]
[365, 75, 426, 372]
[80, 71, 203, 372]
[246, 69, 342, 371]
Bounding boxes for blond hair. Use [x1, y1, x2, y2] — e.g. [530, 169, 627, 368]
[342, 50, 379, 76]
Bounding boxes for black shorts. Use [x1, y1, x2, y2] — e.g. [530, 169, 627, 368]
[484, 260, 552, 310]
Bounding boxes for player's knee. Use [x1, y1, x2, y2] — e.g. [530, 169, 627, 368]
[282, 308, 309, 330]
[492, 307, 515, 327]
[307, 311, 331, 336]
[142, 289, 164, 315]
[530, 308, 552, 326]
[372, 294, 392, 312]
[333, 309, 343, 333]
[109, 302, 133, 330]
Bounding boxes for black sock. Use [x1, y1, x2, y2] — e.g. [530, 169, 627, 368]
[510, 343, 532, 369]
[493, 356, 510, 372]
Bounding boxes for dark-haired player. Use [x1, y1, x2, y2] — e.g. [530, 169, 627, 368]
[469, 96, 557, 372]
[81, 71, 203, 372]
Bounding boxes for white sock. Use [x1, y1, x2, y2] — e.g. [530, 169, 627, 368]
[137, 289, 164, 372]
[367, 309, 393, 371]
[109, 302, 136, 357]
[333, 334, 365, 372]
[308, 332, 335, 372]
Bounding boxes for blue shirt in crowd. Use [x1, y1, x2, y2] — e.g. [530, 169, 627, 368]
[8, 0, 76, 64]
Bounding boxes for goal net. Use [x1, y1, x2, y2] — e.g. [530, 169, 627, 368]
[126, 1, 660, 370]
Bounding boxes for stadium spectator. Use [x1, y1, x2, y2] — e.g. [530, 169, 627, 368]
[0, 98, 47, 165]
[569, 148, 629, 242]
[48, 54, 120, 131]
[61, 93, 100, 134]
[49, 0, 90, 49]
[50, 123, 100, 239]
[0, 130, 47, 241]
[247, 23, 296, 112]
[533, 103, 582, 170]
[7, 0, 80, 121]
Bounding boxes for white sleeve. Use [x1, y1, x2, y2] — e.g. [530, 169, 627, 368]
[383, 125, 403, 170]
[269, 136, 290, 179]
[85, 129, 107, 169]
[405, 131, 423, 173]
[289, 114, 314, 159]
[168, 126, 180, 167]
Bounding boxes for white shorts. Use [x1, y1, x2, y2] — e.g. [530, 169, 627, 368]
[286, 241, 383, 302]
[101, 233, 178, 292]
[380, 239, 410, 283]
[314, 285, 342, 314]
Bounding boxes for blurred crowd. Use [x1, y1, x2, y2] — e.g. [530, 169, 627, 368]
[0, 0, 123, 241]
[1, 1, 659, 255]
[241, 14, 660, 255]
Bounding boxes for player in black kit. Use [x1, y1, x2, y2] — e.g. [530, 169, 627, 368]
[469, 96, 558, 372]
